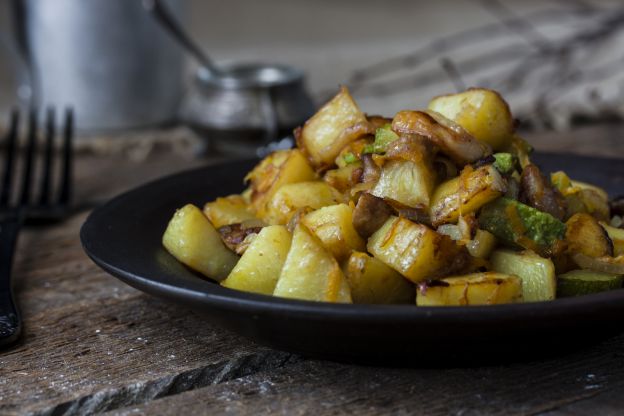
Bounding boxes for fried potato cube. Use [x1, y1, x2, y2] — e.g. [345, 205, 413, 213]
[429, 164, 506, 226]
[162, 204, 238, 281]
[367, 216, 467, 283]
[344, 252, 414, 304]
[416, 273, 523, 306]
[490, 249, 556, 302]
[246, 149, 317, 218]
[566, 213, 614, 258]
[371, 159, 436, 208]
[203, 195, 257, 228]
[302, 203, 366, 261]
[298, 86, 368, 168]
[323, 163, 362, 194]
[221, 225, 292, 295]
[428, 88, 514, 151]
[274, 225, 352, 303]
[264, 181, 344, 225]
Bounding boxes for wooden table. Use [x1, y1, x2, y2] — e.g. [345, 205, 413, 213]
[1, 125, 624, 416]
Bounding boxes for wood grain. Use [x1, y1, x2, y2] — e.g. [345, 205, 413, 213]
[107, 334, 624, 416]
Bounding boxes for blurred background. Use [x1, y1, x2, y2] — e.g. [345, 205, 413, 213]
[0, 0, 623, 155]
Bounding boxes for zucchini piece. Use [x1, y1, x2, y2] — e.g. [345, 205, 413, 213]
[416, 273, 523, 306]
[601, 222, 624, 256]
[344, 252, 414, 304]
[557, 269, 623, 297]
[479, 197, 566, 256]
[490, 249, 556, 302]
[492, 153, 516, 174]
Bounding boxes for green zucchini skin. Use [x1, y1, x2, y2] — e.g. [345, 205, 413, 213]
[557, 269, 623, 297]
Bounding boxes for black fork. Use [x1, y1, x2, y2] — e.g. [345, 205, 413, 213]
[0, 108, 74, 347]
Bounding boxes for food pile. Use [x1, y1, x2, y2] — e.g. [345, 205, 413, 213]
[163, 87, 624, 305]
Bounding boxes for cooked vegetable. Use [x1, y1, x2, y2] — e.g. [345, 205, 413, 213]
[264, 181, 344, 225]
[428, 88, 514, 151]
[416, 273, 523, 306]
[302, 203, 366, 261]
[392, 110, 491, 165]
[557, 269, 622, 297]
[429, 164, 506, 226]
[344, 252, 414, 304]
[273, 224, 352, 303]
[479, 197, 566, 256]
[352, 193, 394, 239]
[490, 249, 556, 302]
[601, 222, 624, 256]
[165, 87, 622, 305]
[203, 195, 257, 228]
[221, 225, 292, 295]
[297, 86, 370, 168]
[565, 213, 613, 258]
[367, 216, 468, 283]
[492, 153, 516, 174]
[323, 163, 362, 194]
[246, 149, 317, 218]
[372, 159, 435, 209]
[163, 204, 239, 281]
[519, 164, 566, 220]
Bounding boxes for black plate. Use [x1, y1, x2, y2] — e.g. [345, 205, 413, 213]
[81, 153, 624, 364]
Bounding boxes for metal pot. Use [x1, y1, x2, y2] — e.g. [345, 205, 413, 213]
[181, 63, 316, 156]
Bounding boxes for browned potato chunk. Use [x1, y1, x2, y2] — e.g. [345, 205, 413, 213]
[162, 204, 239, 281]
[298, 86, 369, 168]
[371, 159, 436, 208]
[273, 224, 352, 303]
[429, 164, 506, 226]
[344, 252, 414, 304]
[566, 213, 613, 258]
[246, 149, 317, 218]
[428, 88, 514, 151]
[264, 181, 344, 225]
[367, 216, 468, 283]
[302, 203, 366, 261]
[221, 225, 292, 295]
[416, 273, 523, 306]
[203, 195, 257, 228]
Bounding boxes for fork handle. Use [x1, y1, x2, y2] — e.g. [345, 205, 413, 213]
[0, 215, 22, 347]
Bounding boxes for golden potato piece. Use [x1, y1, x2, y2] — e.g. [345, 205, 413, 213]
[302, 203, 366, 261]
[601, 222, 624, 256]
[298, 86, 369, 168]
[274, 225, 352, 303]
[367, 216, 468, 283]
[221, 225, 292, 295]
[162, 204, 239, 281]
[264, 181, 344, 225]
[371, 159, 436, 208]
[416, 273, 523, 306]
[429, 164, 506, 226]
[428, 88, 514, 151]
[246, 149, 317, 218]
[344, 252, 414, 304]
[566, 213, 613, 258]
[203, 195, 257, 228]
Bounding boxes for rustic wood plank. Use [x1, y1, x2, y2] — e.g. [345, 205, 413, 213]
[107, 334, 624, 416]
[0, 293, 296, 416]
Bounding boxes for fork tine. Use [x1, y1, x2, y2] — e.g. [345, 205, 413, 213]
[19, 109, 37, 206]
[57, 108, 73, 205]
[38, 107, 55, 205]
[0, 109, 19, 206]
